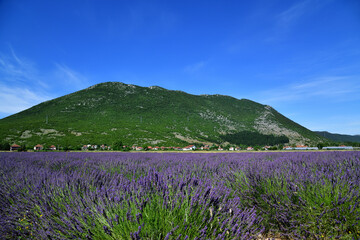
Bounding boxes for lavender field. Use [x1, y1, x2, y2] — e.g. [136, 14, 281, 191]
[1, 152, 359, 239]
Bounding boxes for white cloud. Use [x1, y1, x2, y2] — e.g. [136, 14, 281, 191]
[0, 49, 91, 118]
[54, 63, 89, 90]
[184, 61, 206, 74]
[277, 0, 312, 27]
[0, 50, 52, 118]
[0, 84, 52, 118]
[292, 76, 341, 89]
[276, 0, 329, 27]
[265, 0, 328, 42]
[251, 75, 360, 134]
[0, 48, 52, 91]
[10, 46, 24, 66]
[258, 75, 360, 104]
[0, 51, 37, 83]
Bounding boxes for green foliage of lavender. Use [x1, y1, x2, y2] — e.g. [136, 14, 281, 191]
[0, 152, 359, 239]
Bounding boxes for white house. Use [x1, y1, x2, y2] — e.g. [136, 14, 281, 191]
[34, 144, 44, 151]
[10, 144, 21, 151]
[183, 145, 196, 151]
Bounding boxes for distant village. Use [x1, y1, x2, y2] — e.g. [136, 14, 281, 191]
[7, 143, 356, 152]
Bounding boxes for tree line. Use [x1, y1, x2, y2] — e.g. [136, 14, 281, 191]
[220, 131, 289, 146]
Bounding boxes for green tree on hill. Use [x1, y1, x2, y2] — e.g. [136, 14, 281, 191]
[113, 141, 123, 150]
[0, 142, 10, 150]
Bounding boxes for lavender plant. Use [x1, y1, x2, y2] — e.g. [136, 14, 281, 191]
[0, 151, 359, 239]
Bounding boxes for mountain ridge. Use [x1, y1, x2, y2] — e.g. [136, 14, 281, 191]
[0, 82, 325, 147]
[315, 131, 360, 143]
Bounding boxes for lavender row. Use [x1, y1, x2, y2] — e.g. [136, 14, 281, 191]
[0, 151, 359, 239]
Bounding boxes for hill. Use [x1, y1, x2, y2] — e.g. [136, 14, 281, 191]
[315, 131, 360, 143]
[0, 82, 325, 148]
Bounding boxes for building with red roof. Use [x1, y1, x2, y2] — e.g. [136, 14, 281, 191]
[34, 144, 44, 151]
[10, 144, 21, 151]
[183, 145, 196, 151]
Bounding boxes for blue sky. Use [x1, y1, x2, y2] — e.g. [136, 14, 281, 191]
[1, 0, 360, 135]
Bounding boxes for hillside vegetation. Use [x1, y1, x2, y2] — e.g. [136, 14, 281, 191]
[0, 82, 324, 148]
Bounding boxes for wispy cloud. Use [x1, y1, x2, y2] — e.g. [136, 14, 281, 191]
[9, 47, 23, 65]
[0, 84, 51, 117]
[277, 0, 312, 27]
[0, 49, 39, 84]
[184, 61, 207, 74]
[0, 48, 90, 118]
[276, 0, 332, 28]
[55, 63, 89, 89]
[0, 51, 52, 118]
[292, 76, 348, 90]
[264, 0, 327, 42]
[257, 75, 360, 104]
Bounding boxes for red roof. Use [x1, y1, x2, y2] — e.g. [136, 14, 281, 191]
[34, 144, 43, 147]
[184, 145, 195, 148]
[11, 144, 20, 147]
